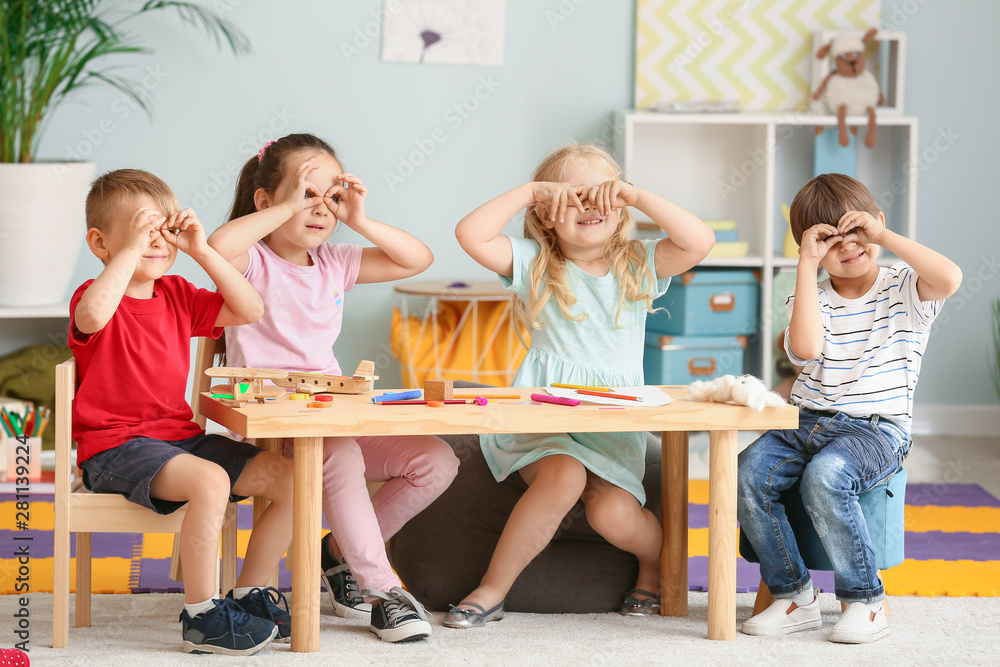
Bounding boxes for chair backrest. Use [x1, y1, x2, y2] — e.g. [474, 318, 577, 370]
[54, 358, 76, 506]
[190, 337, 217, 429]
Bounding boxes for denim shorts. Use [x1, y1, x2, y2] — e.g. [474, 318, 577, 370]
[80, 433, 264, 515]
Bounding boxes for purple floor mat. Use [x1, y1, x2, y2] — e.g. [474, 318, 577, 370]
[903, 531, 1000, 561]
[0, 530, 136, 559]
[687, 556, 836, 594]
[904, 483, 1000, 507]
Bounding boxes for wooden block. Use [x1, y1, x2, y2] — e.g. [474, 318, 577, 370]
[424, 379, 453, 401]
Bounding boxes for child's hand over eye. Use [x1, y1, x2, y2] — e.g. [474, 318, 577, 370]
[532, 181, 586, 224]
[281, 160, 324, 214]
[798, 224, 843, 265]
[837, 210, 885, 246]
[323, 173, 368, 229]
[126, 207, 166, 253]
[584, 180, 639, 217]
[160, 208, 207, 256]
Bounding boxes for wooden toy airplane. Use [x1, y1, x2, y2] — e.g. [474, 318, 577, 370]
[206, 362, 379, 407]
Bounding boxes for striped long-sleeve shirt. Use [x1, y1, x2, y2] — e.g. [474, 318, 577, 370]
[784, 262, 945, 432]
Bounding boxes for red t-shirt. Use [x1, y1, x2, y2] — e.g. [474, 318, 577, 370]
[69, 275, 225, 463]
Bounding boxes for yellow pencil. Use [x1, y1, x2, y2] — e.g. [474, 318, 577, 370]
[551, 382, 613, 392]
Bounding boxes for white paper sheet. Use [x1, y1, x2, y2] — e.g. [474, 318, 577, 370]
[544, 386, 674, 407]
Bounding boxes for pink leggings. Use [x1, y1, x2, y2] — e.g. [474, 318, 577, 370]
[282, 435, 458, 592]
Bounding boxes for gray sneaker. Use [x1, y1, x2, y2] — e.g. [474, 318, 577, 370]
[320, 534, 372, 620]
[365, 587, 432, 643]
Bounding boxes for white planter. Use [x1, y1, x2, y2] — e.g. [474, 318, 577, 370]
[0, 162, 95, 307]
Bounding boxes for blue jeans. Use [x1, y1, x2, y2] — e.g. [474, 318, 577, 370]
[737, 409, 910, 603]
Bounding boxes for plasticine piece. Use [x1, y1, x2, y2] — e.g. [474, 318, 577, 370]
[289, 393, 309, 400]
[426, 400, 445, 407]
[315, 394, 334, 402]
[372, 390, 422, 404]
[308, 402, 332, 408]
[530, 393, 580, 406]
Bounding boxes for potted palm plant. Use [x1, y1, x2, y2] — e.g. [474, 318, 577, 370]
[0, 1, 249, 307]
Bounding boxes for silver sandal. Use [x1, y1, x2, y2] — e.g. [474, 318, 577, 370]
[620, 589, 661, 616]
[442, 600, 505, 628]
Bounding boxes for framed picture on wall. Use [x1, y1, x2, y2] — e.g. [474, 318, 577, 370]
[381, 0, 506, 66]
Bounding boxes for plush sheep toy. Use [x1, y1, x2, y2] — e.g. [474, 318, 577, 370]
[688, 374, 786, 412]
[813, 28, 885, 148]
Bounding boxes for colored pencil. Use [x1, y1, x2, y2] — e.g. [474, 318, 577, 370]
[377, 397, 488, 406]
[1, 408, 22, 436]
[0, 409, 13, 437]
[454, 394, 521, 400]
[35, 408, 50, 438]
[22, 408, 34, 438]
[576, 389, 643, 402]
[551, 382, 612, 392]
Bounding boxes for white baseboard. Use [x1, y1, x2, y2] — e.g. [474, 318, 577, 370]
[911, 405, 1000, 437]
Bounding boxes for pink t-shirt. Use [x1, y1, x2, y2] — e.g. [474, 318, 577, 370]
[225, 241, 363, 375]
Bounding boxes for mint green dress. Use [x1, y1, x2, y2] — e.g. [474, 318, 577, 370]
[480, 237, 670, 505]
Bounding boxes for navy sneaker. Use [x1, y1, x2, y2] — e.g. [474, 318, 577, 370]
[365, 587, 432, 643]
[227, 587, 291, 642]
[179, 597, 277, 655]
[320, 533, 372, 620]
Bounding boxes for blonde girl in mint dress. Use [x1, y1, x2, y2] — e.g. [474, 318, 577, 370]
[445, 144, 715, 628]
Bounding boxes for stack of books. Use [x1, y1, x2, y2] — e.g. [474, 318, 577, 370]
[705, 220, 748, 258]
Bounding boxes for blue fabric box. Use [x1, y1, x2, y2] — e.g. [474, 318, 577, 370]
[643, 332, 746, 385]
[647, 269, 760, 335]
[739, 467, 907, 571]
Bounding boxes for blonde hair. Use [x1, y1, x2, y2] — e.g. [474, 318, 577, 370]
[86, 169, 178, 233]
[521, 143, 657, 330]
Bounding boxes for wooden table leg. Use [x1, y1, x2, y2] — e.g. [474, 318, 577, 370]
[291, 437, 322, 653]
[257, 437, 283, 588]
[661, 431, 689, 616]
[708, 430, 737, 640]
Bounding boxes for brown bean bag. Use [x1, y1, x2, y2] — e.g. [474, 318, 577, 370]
[388, 383, 662, 613]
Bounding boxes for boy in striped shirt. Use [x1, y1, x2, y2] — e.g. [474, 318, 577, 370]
[737, 173, 962, 643]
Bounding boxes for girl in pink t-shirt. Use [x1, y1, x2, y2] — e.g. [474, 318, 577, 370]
[209, 133, 458, 643]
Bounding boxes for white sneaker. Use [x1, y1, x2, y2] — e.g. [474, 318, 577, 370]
[828, 602, 889, 644]
[741, 594, 822, 636]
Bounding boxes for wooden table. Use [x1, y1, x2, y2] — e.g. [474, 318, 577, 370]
[200, 386, 797, 651]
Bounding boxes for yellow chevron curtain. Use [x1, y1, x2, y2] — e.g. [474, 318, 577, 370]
[635, 0, 880, 110]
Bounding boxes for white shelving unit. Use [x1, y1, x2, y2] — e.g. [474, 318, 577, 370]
[615, 110, 918, 387]
[0, 304, 70, 357]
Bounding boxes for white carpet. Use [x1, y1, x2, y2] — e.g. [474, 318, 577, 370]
[7, 592, 999, 665]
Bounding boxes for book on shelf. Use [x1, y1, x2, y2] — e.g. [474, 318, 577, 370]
[706, 241, 749, 258]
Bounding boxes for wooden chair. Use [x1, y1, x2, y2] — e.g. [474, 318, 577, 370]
[52, 357, 238, 648]
[169, 337, 285, 587]
[741, 468, 907, 616]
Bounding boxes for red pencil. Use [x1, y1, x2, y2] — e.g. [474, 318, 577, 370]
[576, 389, 643, 402]
[377, 397, 488, 406]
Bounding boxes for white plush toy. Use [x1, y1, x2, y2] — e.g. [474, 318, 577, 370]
[812, 28, 884, 148]
[688, 374, 786, 412]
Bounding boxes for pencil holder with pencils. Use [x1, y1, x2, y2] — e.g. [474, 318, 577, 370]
[2, 405, 47, 482]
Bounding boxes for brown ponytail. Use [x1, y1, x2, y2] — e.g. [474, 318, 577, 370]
[227, 133, 340, 222]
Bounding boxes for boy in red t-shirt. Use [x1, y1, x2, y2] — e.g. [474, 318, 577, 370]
[70, 169, 293, 655]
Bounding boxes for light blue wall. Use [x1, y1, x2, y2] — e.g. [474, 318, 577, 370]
[37, 1, 998, 405]
[40, 0, 633, 387]
[879, 0, 1000, 407]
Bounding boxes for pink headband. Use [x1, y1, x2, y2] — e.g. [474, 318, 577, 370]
[258, 140, 275, 162]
